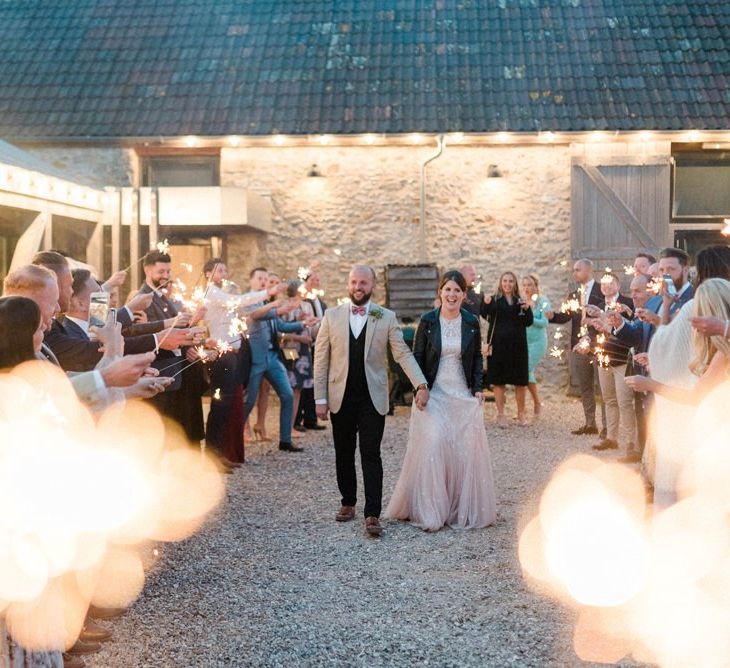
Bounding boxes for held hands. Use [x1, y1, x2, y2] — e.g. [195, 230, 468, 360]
[157, 327, 195, 350]
[414, 386, 430, 411]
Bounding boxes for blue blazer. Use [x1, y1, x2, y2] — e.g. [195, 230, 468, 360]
[246, 307, 304, 364]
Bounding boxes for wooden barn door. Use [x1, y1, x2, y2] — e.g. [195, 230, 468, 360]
[571, 156, 672, 272]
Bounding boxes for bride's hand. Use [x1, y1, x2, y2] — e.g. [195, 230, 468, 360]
[415, 387, 429, 411]
[474, 391, 484, 405]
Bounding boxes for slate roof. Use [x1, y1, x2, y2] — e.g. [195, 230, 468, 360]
[0, 0, 728, 139]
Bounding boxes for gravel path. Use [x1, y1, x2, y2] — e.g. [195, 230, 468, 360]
[90, 397, 614, 667]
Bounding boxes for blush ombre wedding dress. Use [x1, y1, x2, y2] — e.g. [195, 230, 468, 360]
[385, 314, 497, 531]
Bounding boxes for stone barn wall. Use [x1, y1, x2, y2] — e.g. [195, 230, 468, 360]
[222, 143, 574, 387]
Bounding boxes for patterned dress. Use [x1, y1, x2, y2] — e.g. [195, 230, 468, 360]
[386, 315, 497, 531]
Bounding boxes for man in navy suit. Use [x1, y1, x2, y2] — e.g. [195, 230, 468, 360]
[243, 267, 316, 452]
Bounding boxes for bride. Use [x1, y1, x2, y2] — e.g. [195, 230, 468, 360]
[385, 270, 497, 531]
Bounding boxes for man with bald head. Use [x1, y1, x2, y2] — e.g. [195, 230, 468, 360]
[314, 265, 429, 537]
[550, 258, 606, 437]
[459, 263, 482, 317]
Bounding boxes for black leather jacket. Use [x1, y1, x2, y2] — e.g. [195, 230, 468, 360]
[413, 308, 483, 394]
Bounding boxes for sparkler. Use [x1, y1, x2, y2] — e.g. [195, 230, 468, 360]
[560, 298, 581, 313]
[337, 297, 351, 306]
[624, 265, 634, 275]
[213, 388, 221, 401]
[121, 239, 171, 273]
[553, 328, 564, 340]
[333, 248, 342, 256]
[549, 346, 564, 359]
[473, 281, 482, 295]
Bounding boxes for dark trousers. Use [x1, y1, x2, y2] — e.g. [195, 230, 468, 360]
[296, 387, 317, 426]
[205, 351, 240, 455]
[330, 395, 386, 518]
[571, 351, 605, 430]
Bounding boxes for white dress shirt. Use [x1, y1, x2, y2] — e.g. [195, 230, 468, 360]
[66, 315, 90, 338]
[349, 301, 370, 339]
[205, 285, 267, 350]
[581, 279, 595, 305]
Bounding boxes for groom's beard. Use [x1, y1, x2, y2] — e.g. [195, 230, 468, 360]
[349, 290, 372, 306]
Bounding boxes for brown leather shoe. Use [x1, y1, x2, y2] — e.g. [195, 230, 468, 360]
[364, 516, 383, 537]
[80, 617, 112, 643]
[66, 639, 101, 656]
[88, 604, 126, 620]
[63, 654, 86, 668]
[335, 505, 356, 522]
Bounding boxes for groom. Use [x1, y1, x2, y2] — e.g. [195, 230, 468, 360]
[314, 265, 430, 537]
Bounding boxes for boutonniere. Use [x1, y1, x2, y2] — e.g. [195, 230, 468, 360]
[369, 306, 384, 320]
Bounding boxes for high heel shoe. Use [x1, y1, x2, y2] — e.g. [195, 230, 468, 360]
[253, 425, 270, 442]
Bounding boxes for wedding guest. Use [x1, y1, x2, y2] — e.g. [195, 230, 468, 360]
[627, 278, 730, 403]
[243, 268, 313, 452]
[549, 259, 606, 437]
[202, 258, 273, 467]
[282, 281, 316, 433]
[608, 273, 654, 463]
[521, 274, 552, 420]
[139, 250, 207, 443]
[32, 252, 182, 371]
[0, 295, 44, 367]
[481, 271, 533, 427]
[386, 270, 496, 531]
[459, 263, 482, 317]
[633, 245, 730, 507]
[587, 274, 635, 453]
[249, 271, 282, 441]
[295, 269, 328, 432]
[657, 247, 694, 325]
[633, 252, 657, 277]
[3, 264, 157, 410]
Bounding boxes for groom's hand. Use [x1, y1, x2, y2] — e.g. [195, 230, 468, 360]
[415, 387, 429, 411]
[316, 403, 329, 421]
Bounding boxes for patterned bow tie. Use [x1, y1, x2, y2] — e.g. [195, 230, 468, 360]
[351, 305, 367, 316]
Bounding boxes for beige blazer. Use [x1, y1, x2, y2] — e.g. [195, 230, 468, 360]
[313, 303, 426, 416]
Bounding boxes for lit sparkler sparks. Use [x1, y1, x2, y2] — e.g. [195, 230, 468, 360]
[553, 328, 564, 340]
[559, 260, 568, 267]
[297, 266, 310, 281]
[181, 262, 193, 273]
[549, 346, 564, 359]
[337, 297, 351, 306]
[624, 265, 634, 275]
[561, 298, 581, 313]
[722, 218, 730, 237]
[333, 248, 342, 256]
[473, 281, 482, 295]
[156, 238, 170, 254]
[228, 317, 247, 339]
[213, 388, 221, 401]
[647, 278, 662, 294]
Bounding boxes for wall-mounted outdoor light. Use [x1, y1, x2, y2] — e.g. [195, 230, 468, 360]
[487, 164, 503, 178]
[307, 163, 324, 177]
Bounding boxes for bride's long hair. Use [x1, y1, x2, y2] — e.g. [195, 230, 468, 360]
[690, 278, 730, 376]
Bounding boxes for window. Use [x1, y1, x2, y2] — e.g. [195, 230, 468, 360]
[672, 151, 730, 219]
[141, 156, 220, 187]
